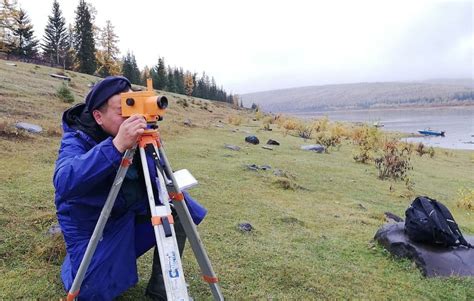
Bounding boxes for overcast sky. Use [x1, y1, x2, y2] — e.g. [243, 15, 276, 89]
[17, 0, 473, 94]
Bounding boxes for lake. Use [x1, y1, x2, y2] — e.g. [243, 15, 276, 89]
[292, 105, 474, 150]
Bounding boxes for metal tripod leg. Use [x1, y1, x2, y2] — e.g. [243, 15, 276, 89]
[153, 144, 224, 301]
[139, 144, 189, 300]
[67, 149, 136, 301]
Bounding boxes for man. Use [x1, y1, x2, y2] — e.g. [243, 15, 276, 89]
[54, 76, 206, 300]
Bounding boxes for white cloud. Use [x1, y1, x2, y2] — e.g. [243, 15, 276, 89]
[17, 0, 473, 93]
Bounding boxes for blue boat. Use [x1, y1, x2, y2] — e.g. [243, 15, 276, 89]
[418, 129, 445, 136]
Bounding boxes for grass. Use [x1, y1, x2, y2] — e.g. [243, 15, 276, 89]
[0, 59, 473, 300]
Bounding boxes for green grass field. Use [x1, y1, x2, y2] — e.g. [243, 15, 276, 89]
[0, 59, 473, 300]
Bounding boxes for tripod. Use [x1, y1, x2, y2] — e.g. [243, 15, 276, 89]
[67, 129, 223, 300]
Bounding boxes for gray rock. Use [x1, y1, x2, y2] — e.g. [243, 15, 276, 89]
[47, 224, 62, 236]
[224, 144, 240, 151]
[183, 119, 192, 127]
[15, 122, 42, 133]
[262, 145, 273, 150]
[301, 144, 325, 153]
[238, 222, 254, 232]
[260, 165, 272, 170]
[374, 222, 474, 277]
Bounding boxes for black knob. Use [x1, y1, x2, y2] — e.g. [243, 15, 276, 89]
[157, 96, 168, 109]
[126, 98, 135, 106]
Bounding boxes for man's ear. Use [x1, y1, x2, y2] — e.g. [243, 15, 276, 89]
[92, 110, 103, 125]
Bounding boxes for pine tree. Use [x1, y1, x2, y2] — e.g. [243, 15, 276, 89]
[175, 67, 185, 94]
[73, 0, 96, 74]
[122, 51, 141, 84]
[41, 0, 67, 66]
[11, 8, 38, 59]
[96, 20, 120, 76]
[151, 57, 167, 90]
[167, 66, 177, 92]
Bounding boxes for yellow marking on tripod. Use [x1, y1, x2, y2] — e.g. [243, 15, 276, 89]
[151, 215, 174, 226]
[169, 192, 184, 201]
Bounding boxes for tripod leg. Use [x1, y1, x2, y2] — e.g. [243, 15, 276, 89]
[154, 144, 224, 301]
[67, 148, 136, 301]
[139, 145, 189, 300]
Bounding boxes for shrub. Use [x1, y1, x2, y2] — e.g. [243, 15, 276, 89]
[457, 187, 474, 211]
[56, 82, 75, 103]
[310, 116, 329, 133]
[374, 140, 412, 181]
[296, 123, 313, 139]
[352, 125, 382, 163]
[314, 131, 341, 153]
[227, 114, 242, 125]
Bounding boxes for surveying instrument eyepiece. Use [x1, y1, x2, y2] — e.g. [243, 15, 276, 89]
[67, 79, 224, 301]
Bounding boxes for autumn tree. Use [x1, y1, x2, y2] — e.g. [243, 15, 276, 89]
[0, 0, 18, 55]
[183, 71, 194, 96]
[96, 20, 120, 76]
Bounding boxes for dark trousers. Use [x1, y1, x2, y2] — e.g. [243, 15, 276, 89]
[145, 209, 187, 300]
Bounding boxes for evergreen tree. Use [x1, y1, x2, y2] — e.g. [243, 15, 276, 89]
[176, 67, 185, 94]
[122, 51, 141, 84]
[151, 57, 167, 90]
[41, 0, 67, 66]
[11, 8, 38, 59]
[96, 20, 120, 76]
[73, 0, 96, 74]
[167, 66, 177, 92]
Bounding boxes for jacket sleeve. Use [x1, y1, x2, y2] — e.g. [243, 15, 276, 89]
[53, 133, 123, 202]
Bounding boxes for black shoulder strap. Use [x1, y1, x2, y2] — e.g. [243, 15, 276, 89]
[431, 199, 473, 248]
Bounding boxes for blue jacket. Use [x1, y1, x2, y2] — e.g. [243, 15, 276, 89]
[54, 104, 206, 300]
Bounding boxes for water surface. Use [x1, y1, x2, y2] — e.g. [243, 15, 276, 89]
[292, 106, 474, 150]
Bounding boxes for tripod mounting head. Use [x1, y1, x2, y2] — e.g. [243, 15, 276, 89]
[120, 78, 168, 123]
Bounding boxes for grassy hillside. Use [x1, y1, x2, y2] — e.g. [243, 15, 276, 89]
[242, 80, 474, 112]
[0, 59, 473, 300]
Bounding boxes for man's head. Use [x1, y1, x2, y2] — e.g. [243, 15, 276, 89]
[86, 76, 131, 136]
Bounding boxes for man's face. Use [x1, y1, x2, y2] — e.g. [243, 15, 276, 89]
[92, 94, 126, 137]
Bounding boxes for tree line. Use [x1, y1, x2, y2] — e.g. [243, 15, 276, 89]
[0, 0, 238, 104]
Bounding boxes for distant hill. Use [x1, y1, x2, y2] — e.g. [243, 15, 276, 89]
[241, 79, 474, 113]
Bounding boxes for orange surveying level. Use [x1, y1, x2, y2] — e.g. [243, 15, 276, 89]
[120, 79, 168, 122]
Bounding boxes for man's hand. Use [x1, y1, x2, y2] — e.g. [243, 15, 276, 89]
[113, 115, 147, 153]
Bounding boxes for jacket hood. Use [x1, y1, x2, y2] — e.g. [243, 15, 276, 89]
[62, 103, 110, 143]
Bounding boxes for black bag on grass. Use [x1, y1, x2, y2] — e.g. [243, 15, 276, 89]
[405, 196, 473, 248]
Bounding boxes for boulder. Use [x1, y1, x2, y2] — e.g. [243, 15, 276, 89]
[374, 222, 474, 277]
[301, 144, 325, 153]
[266, 139, 280, 145]
[224, 144, 241, 151]
[15, 122, 43, 133]
[238, 222, 254, 232]
[245, 135, 260, 145]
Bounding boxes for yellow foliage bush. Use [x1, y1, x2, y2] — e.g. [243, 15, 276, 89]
[227, 114, 242, 126]
[457, 187, 474, 211]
